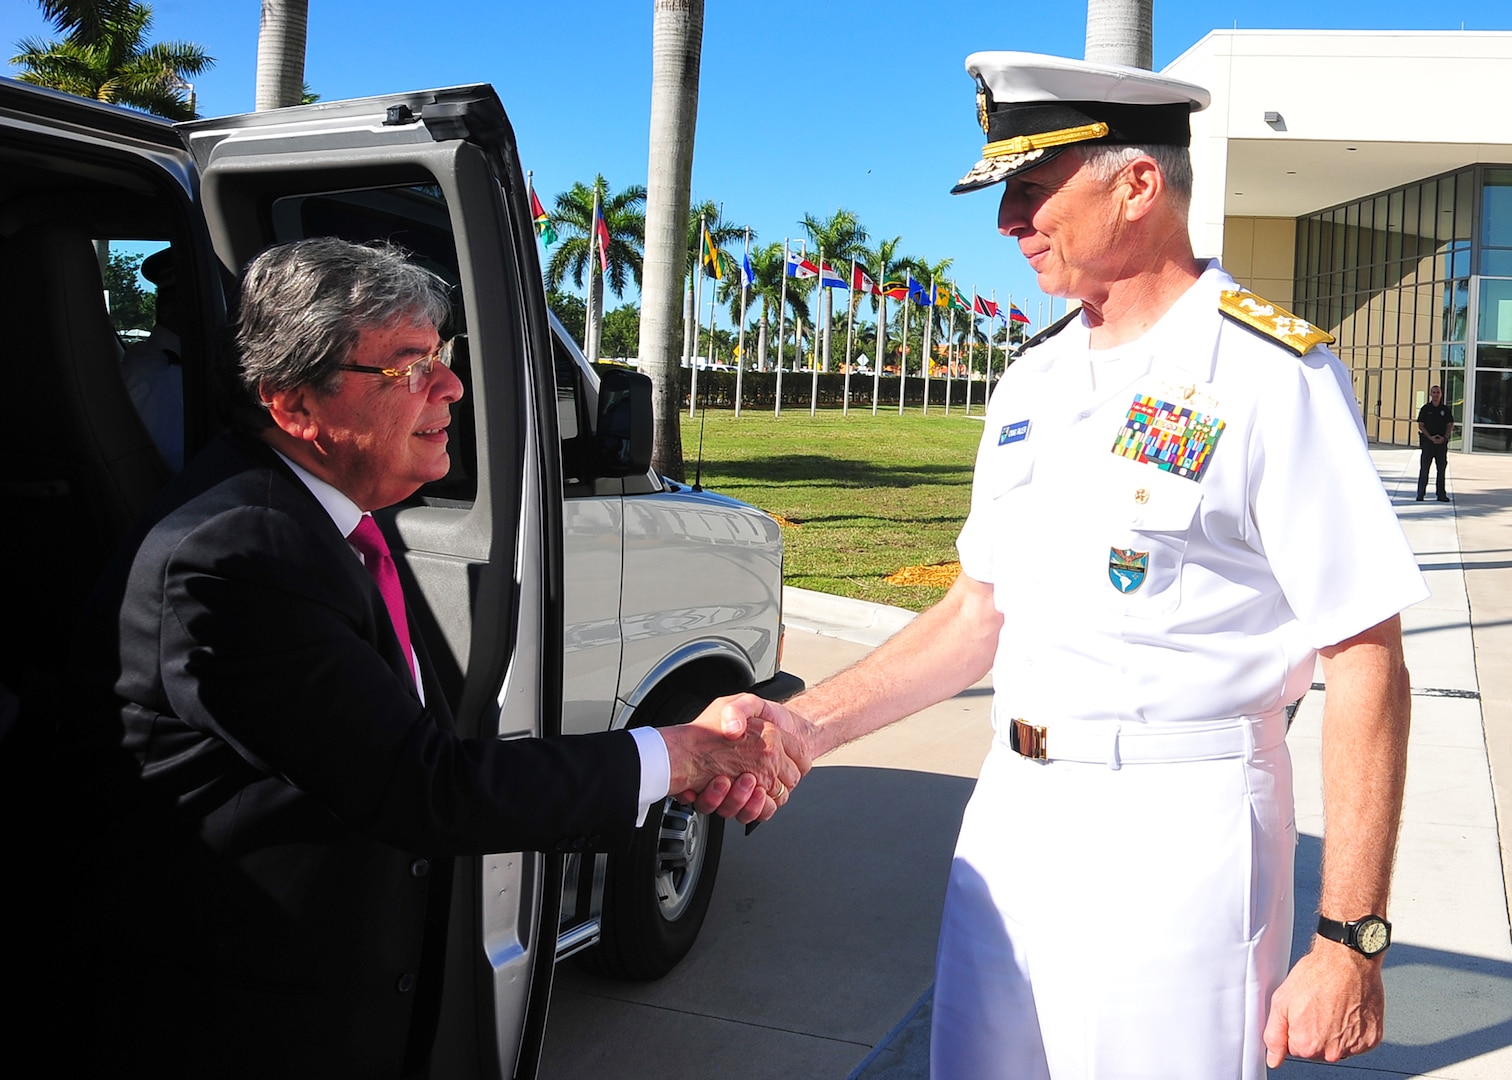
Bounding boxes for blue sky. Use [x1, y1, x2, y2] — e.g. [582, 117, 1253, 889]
[7, 0, 1512, 330]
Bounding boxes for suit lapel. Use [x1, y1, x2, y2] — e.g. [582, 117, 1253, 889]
[235, 434, 424, 704]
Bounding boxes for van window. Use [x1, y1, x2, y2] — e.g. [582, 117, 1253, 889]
[102, 240, 183, 470]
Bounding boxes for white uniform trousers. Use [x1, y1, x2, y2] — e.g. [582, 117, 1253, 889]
[931, 729, 1295, 1079]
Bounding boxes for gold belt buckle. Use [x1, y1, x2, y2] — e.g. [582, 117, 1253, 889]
[1011, 718, 1047, 760]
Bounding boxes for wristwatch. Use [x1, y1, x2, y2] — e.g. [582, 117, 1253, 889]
[1316, 914, 1391, 957]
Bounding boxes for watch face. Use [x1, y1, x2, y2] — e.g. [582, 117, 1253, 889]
[1356, 918, 1390, 955]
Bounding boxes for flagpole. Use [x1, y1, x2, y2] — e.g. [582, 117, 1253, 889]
[810, 244, 822, 418]
[689, 214, 705, 420]
[775, 238, 788, 419]
[899, 294, 909, 416]
[705, 239, 718, 399]
[966, 287, 977, 416]
[922, 277, 934, 416]
[735, 226, 749, 419]
[586, 184, 601, 366]
[842, 256, 856, 417]
[945, 290, 955, 416]
[707, 206, 721, 384]
[986, 289, 996, 399]
[871, 258, 883, 417]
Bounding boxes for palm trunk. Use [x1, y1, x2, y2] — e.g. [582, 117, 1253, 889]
[821, 289, 834, 371]
[757, 314, 768, 373]
[1084, 0, 1152, 69]
[255, 0, 309, 111]
[639, 0, 704, 480]
[681, 277, 696, 369]
[585, 268, 604, 364]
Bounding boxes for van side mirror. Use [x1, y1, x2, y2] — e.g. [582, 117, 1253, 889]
[594, 368, 654, 477]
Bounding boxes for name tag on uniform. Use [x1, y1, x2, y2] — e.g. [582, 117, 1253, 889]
[999, 419, 1030, 446]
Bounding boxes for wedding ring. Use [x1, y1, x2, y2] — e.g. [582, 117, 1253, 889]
[772, 781, 787, 800]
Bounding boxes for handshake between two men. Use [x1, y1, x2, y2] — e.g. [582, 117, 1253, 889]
[659, 692, 818, 826]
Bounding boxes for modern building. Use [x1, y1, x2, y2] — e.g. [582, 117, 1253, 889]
[1166, 30, 1512, 452]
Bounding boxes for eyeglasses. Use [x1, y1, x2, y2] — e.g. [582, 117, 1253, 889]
[339, 338, 453, 393]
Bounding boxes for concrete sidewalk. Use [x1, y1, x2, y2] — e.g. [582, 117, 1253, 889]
[538, 447, 1512, 1079]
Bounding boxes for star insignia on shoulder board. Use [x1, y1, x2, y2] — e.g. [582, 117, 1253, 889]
[1219, 290, 1335, 356]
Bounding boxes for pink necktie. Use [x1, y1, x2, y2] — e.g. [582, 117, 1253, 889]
[348, 515, 415, 687]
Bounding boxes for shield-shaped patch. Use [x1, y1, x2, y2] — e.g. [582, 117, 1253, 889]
[1108, 547, 1149, 593]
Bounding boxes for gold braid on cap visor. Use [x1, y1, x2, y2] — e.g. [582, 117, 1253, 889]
[982, 121, 1110, 159]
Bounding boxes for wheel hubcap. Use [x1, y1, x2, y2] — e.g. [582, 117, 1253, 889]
[653, 799, 705, 922]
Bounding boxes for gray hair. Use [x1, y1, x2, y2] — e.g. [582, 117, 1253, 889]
[1074, 143, 1193, 206]
[231, 237, 450, 429]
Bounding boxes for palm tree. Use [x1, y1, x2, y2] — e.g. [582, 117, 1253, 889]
[12, 0, 212, 120]
[732, 242, 809, 373]
[906, 255, 954, 377]
[1085, 0, 1152, 69]
[31, 0, 132, 40]
[255, 0, 307, 110]
[800, 209, 868, 371]
[545, 176, 646, 363]
[638, 0, 703, 480]
[857, 235, 911, 375]
[682, 199, 744, 370]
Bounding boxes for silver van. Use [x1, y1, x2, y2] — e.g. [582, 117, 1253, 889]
[0, 78, 797, 1077]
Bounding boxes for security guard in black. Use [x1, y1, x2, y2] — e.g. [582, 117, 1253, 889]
[1416, 385, 1454, 502]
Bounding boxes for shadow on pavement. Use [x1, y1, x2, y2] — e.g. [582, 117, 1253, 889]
[1276, 834, 1512, 1077]
[539, 764, 976, 1080]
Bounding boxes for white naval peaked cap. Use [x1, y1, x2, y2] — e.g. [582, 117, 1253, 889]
[952, 51, 1211, 194]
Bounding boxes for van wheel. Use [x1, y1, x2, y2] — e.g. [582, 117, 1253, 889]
[583, 685, 726, 981]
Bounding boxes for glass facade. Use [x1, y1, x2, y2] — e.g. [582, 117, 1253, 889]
[1295, 164, 1512, 452]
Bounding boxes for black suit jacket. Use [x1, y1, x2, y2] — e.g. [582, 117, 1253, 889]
[64, 432, 641, 1077]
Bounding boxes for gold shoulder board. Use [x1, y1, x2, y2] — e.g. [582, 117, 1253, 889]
[1218, 290, 1335, 356]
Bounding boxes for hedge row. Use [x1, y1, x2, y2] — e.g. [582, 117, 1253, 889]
[676, 370, 1003, 409]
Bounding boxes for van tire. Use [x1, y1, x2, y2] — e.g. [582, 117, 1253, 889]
[583, 684, 727, 981]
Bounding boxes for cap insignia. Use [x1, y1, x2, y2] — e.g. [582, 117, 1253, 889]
[1218, 290, 1335, 356]
[975, 75, 992, 136]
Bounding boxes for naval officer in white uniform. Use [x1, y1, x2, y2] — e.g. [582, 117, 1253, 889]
[721, 51, 1428, 1078]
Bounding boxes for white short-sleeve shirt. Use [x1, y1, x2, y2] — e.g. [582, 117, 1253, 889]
[957, 261, 1428, 729]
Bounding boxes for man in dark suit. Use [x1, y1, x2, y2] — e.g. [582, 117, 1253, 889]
[63, 238, 800, 1077]
[1416, 383, 1454, 501]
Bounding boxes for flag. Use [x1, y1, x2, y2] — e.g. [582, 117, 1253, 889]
[974, 296, 1000, 319]
[818, 261, 847, 289]
[1008, 302, 1031, 324]
[741, 251, 755, 289]
[701, 224, 724, 279]
[907, 275, 929, 307]
[950, 284, 972, 312]
[881, 279, 908, 300]
[530, 188, 556, 246]
[851, 263, 877, 295]
[594, 204, 611, 275]
[785, 251, 819, 278]
[933, 285, 950, 309]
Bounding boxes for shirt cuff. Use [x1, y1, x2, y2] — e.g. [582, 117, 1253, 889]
[629, 726, 671, 828]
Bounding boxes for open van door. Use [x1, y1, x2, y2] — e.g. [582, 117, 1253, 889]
[182, 87, 565, 1079]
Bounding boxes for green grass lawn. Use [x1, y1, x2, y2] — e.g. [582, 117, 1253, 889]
[683, 407, 986, 611]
